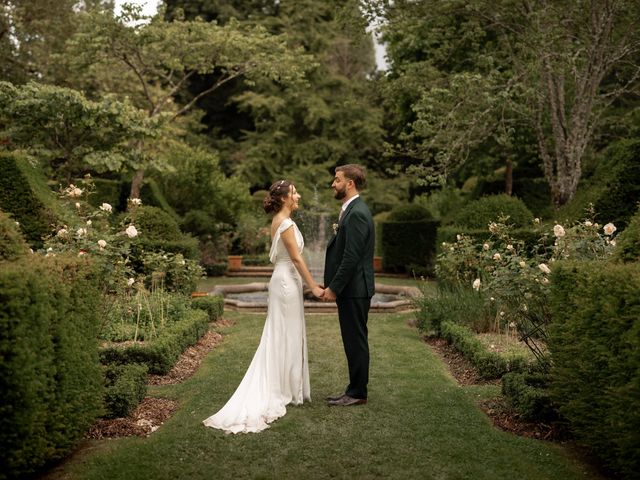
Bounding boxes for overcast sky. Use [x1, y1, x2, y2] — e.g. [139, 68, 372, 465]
[113, 0, 388, 70]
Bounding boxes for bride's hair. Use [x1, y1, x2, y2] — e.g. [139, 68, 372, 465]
[263, 180, 292, 214]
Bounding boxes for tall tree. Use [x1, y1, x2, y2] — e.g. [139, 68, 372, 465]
[64, 2, 311, 197]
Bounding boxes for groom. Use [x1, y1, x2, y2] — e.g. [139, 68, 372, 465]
[321, 164, 375, 406]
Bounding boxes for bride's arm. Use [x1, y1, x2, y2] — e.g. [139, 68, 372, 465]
[280, 227, 323, 296]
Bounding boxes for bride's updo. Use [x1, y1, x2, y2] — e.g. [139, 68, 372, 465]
[263, 180, 292, 214]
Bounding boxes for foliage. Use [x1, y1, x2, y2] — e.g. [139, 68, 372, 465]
[0, 81, 160, 180]
[414, 187, 467, 224]
[102, 363, 148, 419]
[549, 261, 640, 479]
[190, 295, 225, 322]
[0, 255, 103, 479]
[440, 321, 530, 380]
[452, 194, 533, 229]
[501, 372, 556, 422]
[0, 210, 30, 261]
[0, 152, 60, 247]
[435, 214, 618, 369]
[99, 309, 211, 375]
[380, 204, 438, 274]
[414, 283, 494, 335]
[126, 206, 181, 241]
[611, 205, 640, 264]
[230, 212, 270, 256]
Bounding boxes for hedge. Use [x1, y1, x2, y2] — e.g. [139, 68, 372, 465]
[549, 261, 640, 479]
[501, 372, 556, 422]
[611, 205, 640, 264]
[452, 194, 534, 229]
[0, 153, 54, 248]
[99, 309, 211, 374]
[0, 210, 30, 261]
[440, 321, 531, 380]
[103, 363, 148, 419]
[191, 295, 225, 322]
[0, 256, 103, 479]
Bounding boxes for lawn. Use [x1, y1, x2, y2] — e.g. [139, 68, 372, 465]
[51, 309, 603, 480]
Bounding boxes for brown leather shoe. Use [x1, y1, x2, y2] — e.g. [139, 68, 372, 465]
[325, 393, 345, 402]
[327, 395, 367, 406]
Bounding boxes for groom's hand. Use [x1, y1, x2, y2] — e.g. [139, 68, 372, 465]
[323, 287, 336, 302]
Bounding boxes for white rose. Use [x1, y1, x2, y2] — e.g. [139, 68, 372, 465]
[610, 239, 617, 246]
[125, 225, 138, 238]
[75, 202, 81, 209]
[127, 278, 135, 286]
[98, 239, 107, 248]
[493, 253, 501, 261]
[99, 203, 113, 213]
[541, 277, 550, 284]
[56, 228, 68, 237]
[86, 220, 92, 226]
[519, 261, 526, 268]
[130, 198, 142, 206]
[553, 224, 566, 237]
[456, 234, 462, 241]
[506, 244, 514, 251]
[482, 243, 490, 251]
[534, 218, 540, 224]
[67, 185, 83, 198]
[76, 227, 87, 237]
[538, 263, 551, 274]
[47, 247, 53, 252]
[603, 223, 616, 235]
[584, 220, 593, 227]
[488, 222, 498, 234]
[472, 278, 481, 291]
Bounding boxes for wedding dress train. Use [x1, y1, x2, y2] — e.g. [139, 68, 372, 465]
[203, 218, 311, 433]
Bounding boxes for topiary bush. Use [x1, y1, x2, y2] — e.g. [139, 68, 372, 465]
[593, 139, 640, 229]
[381, 204, 438, 275]
[0, 255, 103, 478]
[102, 363, 148, 419]
[549, 261, 640, 478]
[502, 372, 557, 422]
[129, 206, 182, 241]
[0, 210, 30, 261]
[191, 295, 225, 322]
[452, 194, 533, 229]
[611, 205, 640, 264]
[0, 153, 54, 248]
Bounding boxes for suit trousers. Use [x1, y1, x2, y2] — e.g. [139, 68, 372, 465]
[336, 297, 371, 399]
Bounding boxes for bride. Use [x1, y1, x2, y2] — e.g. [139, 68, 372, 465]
[203, 180, 323, 434]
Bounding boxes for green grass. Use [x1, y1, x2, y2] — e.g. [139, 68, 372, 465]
[52, 311, 602, 480]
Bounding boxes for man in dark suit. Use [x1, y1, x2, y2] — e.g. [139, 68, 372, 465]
[322, 164, 375, 406]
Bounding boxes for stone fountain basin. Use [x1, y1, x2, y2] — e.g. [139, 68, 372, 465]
[209, 282, 420, 313]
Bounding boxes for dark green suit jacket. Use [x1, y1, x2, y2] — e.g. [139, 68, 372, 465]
[324, 197, 375, 298]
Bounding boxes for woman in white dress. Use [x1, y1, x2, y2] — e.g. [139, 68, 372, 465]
[203, 180, 323, 434]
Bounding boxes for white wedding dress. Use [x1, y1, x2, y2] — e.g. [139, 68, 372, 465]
[203, 218, 311, 433]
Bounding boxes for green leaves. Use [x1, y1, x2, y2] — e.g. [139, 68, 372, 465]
[0, 82, 161, 177]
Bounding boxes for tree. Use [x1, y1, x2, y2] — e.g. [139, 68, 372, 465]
[0, 81, 159, 181]
[64, 3, 311, 198]
[371, 0, 640, 207]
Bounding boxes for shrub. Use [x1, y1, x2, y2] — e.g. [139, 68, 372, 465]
[0, 255, 103, 478]
[593, 139, 640, 229]
[191, 295, 225, 322]
[502, 372, 556, 422]
[381, 204, 438, 274]
[0, 153, 55, 247]
[129, 206, 182, 241]
[0, 210, 30, 261]
[103, 363, 148, 419]
[549, 261, 640, 478]
[452, 194, 533, 229]
[100, 309, 211, 374]
[414, 284, 493, 335]
[440, 321, 530, 379]
[611, 205, 640, 264]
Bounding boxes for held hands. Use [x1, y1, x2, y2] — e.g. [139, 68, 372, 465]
[311, 285, 325, 298]
[320, 287, 336, 302]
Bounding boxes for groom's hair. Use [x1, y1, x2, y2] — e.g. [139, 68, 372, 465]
[336, 164, 366, 190]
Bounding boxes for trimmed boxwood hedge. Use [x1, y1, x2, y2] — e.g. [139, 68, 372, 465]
[99, 309, 211, 374]
[611, 205, 640, 264]
[102, 363, 148, 419]
[0, 255, 103, 479]
[452, 194, 534, 229]
[380, 204, 438, 275]
[501, 372, 556, 422]
[0, 210, 30, 261]
[191, 295, 224, 322]
[440, 321, 531, 380]
[549, 261, 640, 478]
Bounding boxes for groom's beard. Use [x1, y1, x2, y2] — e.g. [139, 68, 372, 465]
[334, 187, 346, 200]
